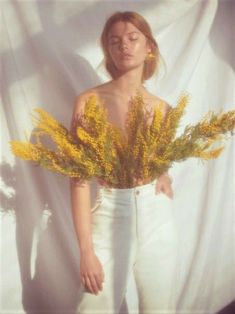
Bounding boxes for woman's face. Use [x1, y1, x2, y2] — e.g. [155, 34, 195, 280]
[107, 21, 151, 73]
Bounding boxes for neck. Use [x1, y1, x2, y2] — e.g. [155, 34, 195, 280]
[111, 66, 146, 98]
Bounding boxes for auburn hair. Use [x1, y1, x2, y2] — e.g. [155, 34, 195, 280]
[100, 11, 163, 82]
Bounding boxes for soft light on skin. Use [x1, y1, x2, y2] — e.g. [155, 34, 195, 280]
[107, 21, 152, 75]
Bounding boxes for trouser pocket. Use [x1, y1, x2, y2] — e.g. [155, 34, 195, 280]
[91, 193, 103, 214]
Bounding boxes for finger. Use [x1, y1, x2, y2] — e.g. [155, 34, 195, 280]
[89, 274, 100, 295]
[165, 188, 174, 199]
[101, 270, 105, 285]
[84, 276, 94, 294]
[98, 269, 105, 283]
[155, 184, 163, 194]
[95, 274, 104, 291]
[81, 276, 86, 286]
[168, 186, 174, 197]
[160, 183, 170, 194]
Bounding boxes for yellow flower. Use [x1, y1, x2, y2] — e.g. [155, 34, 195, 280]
[10, 141, 42, 162]
[9, 92, 235, 188]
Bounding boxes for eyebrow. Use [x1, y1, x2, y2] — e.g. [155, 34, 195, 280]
[108, 31, 139, 39]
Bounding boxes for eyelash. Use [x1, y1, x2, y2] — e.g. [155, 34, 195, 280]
[110, 38, 138, 45]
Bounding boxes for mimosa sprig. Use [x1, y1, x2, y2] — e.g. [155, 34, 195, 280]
[10, 93, 235, 188]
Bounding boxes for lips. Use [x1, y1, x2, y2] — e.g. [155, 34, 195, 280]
[120, 53, 133, 59]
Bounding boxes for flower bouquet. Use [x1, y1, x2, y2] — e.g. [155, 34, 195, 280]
[9, 92, 235, 188]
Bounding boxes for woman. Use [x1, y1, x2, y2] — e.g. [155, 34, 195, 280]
[70, 11, 178, 314]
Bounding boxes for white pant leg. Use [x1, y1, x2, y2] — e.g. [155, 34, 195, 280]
[76, 188, 137, 314]
[132, 188, 179, 314]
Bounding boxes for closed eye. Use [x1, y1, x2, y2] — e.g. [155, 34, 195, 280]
[109, 37, 139, 45]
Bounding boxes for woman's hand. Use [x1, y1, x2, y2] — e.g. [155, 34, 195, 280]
[156, 173, 174, 199]
[80, 250, 105, 295]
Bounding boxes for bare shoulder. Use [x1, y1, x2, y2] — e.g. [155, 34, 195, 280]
[74, 88, 100, 110]
[71, 84, 109, 130]
[70, 90, 93, 134]
[74, 83, 110, 110]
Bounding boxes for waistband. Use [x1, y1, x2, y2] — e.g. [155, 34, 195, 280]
[99, 178, 158, 198]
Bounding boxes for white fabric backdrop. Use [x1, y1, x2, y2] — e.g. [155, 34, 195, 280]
[1, 0, 234, 313]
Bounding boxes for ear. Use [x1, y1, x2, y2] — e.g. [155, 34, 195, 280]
[146, 39, 153, 53]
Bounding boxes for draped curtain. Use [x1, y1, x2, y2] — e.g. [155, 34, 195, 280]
[1, 0, 234, 313]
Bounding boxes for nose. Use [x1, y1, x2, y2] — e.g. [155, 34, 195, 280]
[119, 39, 129, 51]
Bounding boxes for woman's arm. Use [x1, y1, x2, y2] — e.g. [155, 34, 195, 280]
[70, 178, 93, 253]
[69, 93, 104, 295]
[69, 94, 94, 254]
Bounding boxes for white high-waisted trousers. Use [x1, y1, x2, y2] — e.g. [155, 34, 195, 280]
[76, 178, 179, 314]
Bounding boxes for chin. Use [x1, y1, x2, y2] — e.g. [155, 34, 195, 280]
[117, 62, 141, 72]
